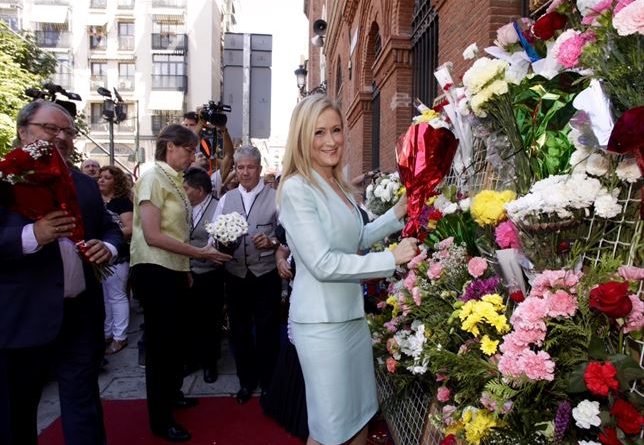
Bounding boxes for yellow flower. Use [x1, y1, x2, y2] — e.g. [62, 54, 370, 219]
[386, 295, 400, 318]
[489, 314, 510, 334]
[395, 186, 406, 199]
[481, 293, 504, 310]
[470, 190, 516, 226]
[426, 196, 437, 206]
[461, 313, 482, 336]
[480, 335, 499, 356]
[415, 108, 440, 123]
[387, 242, 398, 251]
[464, 409, 497, 444]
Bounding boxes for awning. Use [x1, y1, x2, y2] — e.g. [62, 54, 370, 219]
[148, 91, 184, 111]
[152, 10, 184, 22]
[30, 5, 68, 24]
[86, 15, 107, 26]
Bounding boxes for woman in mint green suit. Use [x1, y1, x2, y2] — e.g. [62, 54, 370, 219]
[277, 94, 418, 445]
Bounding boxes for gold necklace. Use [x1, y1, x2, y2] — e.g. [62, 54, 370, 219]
[155, 162, 191, 226]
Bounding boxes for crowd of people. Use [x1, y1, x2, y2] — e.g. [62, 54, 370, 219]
[0, 95, 417, 445]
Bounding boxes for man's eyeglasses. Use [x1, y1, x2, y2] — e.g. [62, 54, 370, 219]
[28, 122, 78, 138]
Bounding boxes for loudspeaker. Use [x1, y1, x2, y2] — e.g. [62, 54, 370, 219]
[313, 19, 327, 36]
[311, 35, 324, 48]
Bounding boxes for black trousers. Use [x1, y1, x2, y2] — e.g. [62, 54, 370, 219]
[187, 268, 225, 371]
[0, 293, 106, 445]
[225, 269, 281, 391]
[131, 264, 189, 431]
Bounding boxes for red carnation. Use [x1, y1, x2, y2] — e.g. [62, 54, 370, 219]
[584, 361, 619, 396]
[611, 399, 644, 435]
[510, 290, 525, 303]
[599, 427, 623, 445]
[532, 12, 567, 40]
[439, 434, 457, 445]
[589, 281, 633, 318]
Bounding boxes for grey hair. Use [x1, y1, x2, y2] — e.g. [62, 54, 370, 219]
[15, 100, 73, 144]
[233, 145, 262, 165]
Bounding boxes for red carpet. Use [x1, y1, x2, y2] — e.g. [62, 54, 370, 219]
[39, 396, 305, 445]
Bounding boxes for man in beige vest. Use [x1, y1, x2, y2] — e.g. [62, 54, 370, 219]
[212, 145, 281, 404]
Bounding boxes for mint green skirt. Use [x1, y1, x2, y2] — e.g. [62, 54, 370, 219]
[291, 317, 378, 444]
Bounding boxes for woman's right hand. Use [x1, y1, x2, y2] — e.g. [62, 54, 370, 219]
[391, 237, 418, 265]
[199, 245, 232, 264]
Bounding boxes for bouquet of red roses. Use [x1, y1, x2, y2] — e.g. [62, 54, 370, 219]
[0, 140, 112, 280]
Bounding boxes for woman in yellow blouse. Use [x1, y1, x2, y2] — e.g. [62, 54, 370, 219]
[130, 124, 230, 442]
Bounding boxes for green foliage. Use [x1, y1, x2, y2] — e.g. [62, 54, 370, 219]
[0, 22, 56, 156]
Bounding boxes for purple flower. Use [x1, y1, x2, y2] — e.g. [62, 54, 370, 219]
[460, 276, 501, 302]
[554, 400, 571, 444]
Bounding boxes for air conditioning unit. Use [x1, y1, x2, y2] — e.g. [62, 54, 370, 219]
[118, 79, 133, 90]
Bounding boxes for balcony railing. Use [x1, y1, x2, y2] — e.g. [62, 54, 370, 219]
[117, 77, 135, 91]
[118, 36, 135, 51]
[34, 31, 70, 48]
[117, 0, 135, 9]
[151, 74, 187, 91]
[151, 0, 185, 7]
[50, 73, 72, 90]
[35, 0, 69, 4]
[90, 75, 107, 90]
[151, 34, 187, 51]
[90, 122, 108, 132]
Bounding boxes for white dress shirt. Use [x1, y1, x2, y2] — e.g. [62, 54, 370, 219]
[213, 179, 265, 220]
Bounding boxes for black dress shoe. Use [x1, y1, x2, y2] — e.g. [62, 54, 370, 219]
[152, 424, 191, 442]
[203, 368, 218, 383]
[174, 396, 199, 409]
[235, 387, 253, 404]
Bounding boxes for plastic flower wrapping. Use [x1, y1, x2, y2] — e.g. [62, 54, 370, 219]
[367, 2, 643, 444]
[364, 172, 404, 218]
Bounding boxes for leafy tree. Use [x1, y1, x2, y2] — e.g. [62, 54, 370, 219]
[0, 22, 56, 155]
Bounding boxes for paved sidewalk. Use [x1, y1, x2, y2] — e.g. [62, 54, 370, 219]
[37, 301, 241, 433]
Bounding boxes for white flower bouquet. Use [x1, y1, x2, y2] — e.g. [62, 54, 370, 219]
[365, 172, 404, 217]
[205, 211, 248, 254]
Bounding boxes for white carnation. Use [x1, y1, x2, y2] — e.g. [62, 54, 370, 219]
[578, 441, 601, 445]
[462, 43, 479, 60]
[458, 198, 471, 211]
[616, 157, 642, 183]
[594, 188, 622, 218]
[463, 57, 509, 95]
[572, 400, 601, 429]
[585, 152, 609, 177]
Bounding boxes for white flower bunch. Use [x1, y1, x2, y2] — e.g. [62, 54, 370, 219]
[22, 140, 53, 160]
[572, 399, 601, 429]
[462, 57, 510, 117]
[205, 211, 248, 245]
[365, 172, 403, 216]
[506, 173, 622, 223]
[393, 320, 429, 375]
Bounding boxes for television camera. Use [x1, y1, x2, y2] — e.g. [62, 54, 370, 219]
[199, 100, 231, 127]
[25, 82, 82, 118]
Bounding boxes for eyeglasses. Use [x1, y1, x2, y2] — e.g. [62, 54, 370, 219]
[28, 122, 78, 138]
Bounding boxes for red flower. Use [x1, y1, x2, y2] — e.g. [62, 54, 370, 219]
[510, 290, 525, 303]
[584, 361, 619, 396]
[531, 12, 567, 40]
[599, 427, 623, 445]
[589, 281, 633, 318]
[439, 434, 457, 445]
[611, 399, 644, 435]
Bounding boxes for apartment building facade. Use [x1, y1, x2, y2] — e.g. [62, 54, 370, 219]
[2, 0, 237, 172]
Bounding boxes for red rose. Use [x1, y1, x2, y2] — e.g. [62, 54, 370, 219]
[510, 290, 525, 303]
[599, 427, 623, 445]
[439, 434, 457, 445]
[584, 361, 619, 396]
[531, 12, 567, 40]
[589, 281, 632, 318]
[611, 399, 644, 435]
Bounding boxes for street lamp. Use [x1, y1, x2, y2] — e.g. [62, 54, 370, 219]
[293, 63, 327, 97]
[97, 87, 126, 166]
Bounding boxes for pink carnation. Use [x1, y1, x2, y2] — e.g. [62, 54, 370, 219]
[498, 351, 523, 378]
[495, 220, 521, 249]
[519, 350, 556, 381]
[618, 265, 644, 281]
[428, 262, 444, 280]
[615, 0, 635, 14]
[386, 337, 399, 355]
[612, 0, 644, 36]
[545, 289, 578, 318]
[511, 297, 549, 330]
[403, 270, 417, 292]
[556, 31, 596, 68]
[407, 248, 428, 270]
[480, 392, 498, 411]
[623, 294, 644, 333]
[442, 405, 457, 425]
[437, 386, 451, 402]
[412, 287, 422, 306]
[581, 0, 612, 24]
[436, 237, 454, 250]
[467, 257, 488, 278]
[386, 357, 398, 373]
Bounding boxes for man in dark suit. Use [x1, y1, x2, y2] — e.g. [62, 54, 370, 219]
[0, 100, 123, 445]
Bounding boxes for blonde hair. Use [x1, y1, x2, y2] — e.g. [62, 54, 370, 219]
[277, 94, 351, 203]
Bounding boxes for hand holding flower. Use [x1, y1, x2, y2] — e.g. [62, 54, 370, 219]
[33, 210, 76, 245]
[393, 191, 408, 219]
[392, 237, 418, 265]
[199, 244, 232, 265]
[78, 239, 113, 264]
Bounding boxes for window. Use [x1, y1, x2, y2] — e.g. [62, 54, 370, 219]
[151, 111, 181, 134]
[50, 54, 72, 89]
[90, 0, 107, 8]
[118, 63, 135, 90]
[118, 22, 134, 50]
[411, 0, 439, 108]
[90, 103, 107, 131]
[152, 54, 186, 90]
[90, 62, 107, 89]
[89, 25, 107, 50]
[117, 0, 135, 9]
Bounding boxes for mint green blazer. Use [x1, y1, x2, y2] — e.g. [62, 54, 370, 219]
[279, 171, 405, 323]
